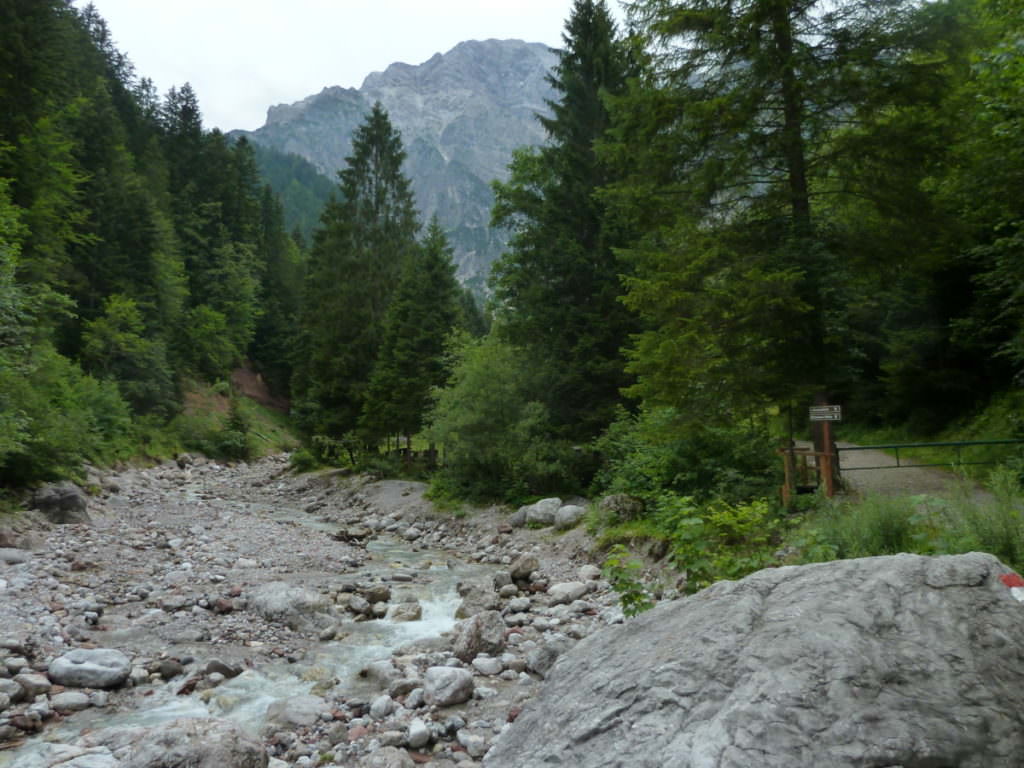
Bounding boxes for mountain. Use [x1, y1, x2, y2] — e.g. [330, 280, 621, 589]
[234, 39, 557, 291]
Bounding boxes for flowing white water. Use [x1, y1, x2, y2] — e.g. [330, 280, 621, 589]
[1, 534, 493, 767]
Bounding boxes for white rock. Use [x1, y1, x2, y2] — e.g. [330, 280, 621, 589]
[424, 666, 474, 707]
[525, 498, 562, 526]
[51, 690, 91, 711]
[48, 649, 130, 689]
[578, 564, 602, 581]
[547, 582, 589, 606]
[370, 694, 395, 719]
[407, 717, 431, 749]
[264, 694, 328, 730]
[471, 656, 504, 676]
[554, 504, 585, 530]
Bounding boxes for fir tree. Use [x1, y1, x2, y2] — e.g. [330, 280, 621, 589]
[293, 103, 419, 437]
[491, 0, 636, 439]
[360, 217, 459, 444]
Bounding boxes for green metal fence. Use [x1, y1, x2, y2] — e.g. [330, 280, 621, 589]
[837, 439, 1024, 472]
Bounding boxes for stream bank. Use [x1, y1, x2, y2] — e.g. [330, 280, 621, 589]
[0, 455, 624, 767]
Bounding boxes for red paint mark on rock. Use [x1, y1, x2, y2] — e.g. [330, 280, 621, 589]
[1000, 573, 1024, 588]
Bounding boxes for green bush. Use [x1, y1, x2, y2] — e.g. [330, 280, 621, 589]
[289, 448, 319, 473]
[592, 406, 779, 504]
[427, 334, 581, 502]
[0, 343, 133, 484]
[654, 493, 784, 591]
[80, 294, 178, 418]
[602, 544, 656, 616]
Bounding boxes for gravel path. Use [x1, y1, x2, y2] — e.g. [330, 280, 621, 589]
[789, 439, 990, 500]
[835, 441, 973, 498]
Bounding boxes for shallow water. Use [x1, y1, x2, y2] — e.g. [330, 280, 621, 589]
[1, 531, 492, 767]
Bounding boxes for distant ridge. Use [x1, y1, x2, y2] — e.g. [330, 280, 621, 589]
[234, 39, 557, 291]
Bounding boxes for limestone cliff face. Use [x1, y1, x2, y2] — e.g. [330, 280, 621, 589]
[237, 39, 556, 289]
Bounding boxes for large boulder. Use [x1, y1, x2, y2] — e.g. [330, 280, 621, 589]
[451, 610, 506, 662]
[31, 481, 90, 524]
[485, 552, 1024, 768]
[248, 581, 333, 631]
[524, 498, 561, 526]
[80, 717, 267, 768]
[48, 649, 131, 689]
[554, 504, 585, 530]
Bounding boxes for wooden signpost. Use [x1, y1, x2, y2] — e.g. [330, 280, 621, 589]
[780, 404, 842, 507]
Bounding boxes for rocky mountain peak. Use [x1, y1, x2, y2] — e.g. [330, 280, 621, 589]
[236, 39, 558, 289]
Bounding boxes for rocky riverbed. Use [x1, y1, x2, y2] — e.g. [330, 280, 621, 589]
[0, 455, 627, 767]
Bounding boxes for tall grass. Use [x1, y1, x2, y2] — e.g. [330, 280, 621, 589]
[802, 468, 1024, 571]
[806, 495, 918, 560]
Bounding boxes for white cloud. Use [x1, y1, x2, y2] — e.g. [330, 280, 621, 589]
[76, 0, 621, 131]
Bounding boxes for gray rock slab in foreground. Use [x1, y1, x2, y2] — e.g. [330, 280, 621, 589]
[80, 717, 267, 768]
[485, 552, 1024, 768]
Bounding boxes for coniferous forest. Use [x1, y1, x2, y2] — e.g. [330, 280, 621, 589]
[2, 0, 1024, 532]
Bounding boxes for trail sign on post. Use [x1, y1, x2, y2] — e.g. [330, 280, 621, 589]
[809, 405, 842, 422]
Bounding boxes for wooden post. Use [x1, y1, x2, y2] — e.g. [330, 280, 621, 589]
[781, 446, 796, 508]
[821, 419, 840, 496]
[820, 450, 835, 497]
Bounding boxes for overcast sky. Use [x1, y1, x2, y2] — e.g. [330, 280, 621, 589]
[75, 1, 625, 132]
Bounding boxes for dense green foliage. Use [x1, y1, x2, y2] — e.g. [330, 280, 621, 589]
[249, 143, 335, 245]
[291, 103, 422, 439]
[427, 333, 585, 502]
[0, 2, 303, 484]
[360, 218, 461, 444]
[491, 0, 636, 440]
[432, 0, 1024, 611]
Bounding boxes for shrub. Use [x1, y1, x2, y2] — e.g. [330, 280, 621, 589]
[289, 448, 319, 473]
[214, 398, 252, 461]
[427, 335, 580, 502]
[0, 344, 133, 484]
[592, 406, 779, 504]
[653, 493, 784, 591]
[602, 544, 656, 616]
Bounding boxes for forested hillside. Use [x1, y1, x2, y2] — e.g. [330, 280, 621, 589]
[2, 0, 1023, 517]
[429, 0, 1024, 504]
[0, 1, 306, 484]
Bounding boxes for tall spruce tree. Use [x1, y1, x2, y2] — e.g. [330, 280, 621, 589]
[294, 103, 419, 438]
[360, 217, 459, 444]
[250, 185, 305, 395]
[491, 0, 635, 439]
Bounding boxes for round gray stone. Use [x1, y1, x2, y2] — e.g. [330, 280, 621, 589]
[48, 649, 131, 689]
[51, 690, 92, 711]
[424, 666, 474, 707]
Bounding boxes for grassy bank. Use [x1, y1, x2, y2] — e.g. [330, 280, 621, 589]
[133, 380, 300, 465]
